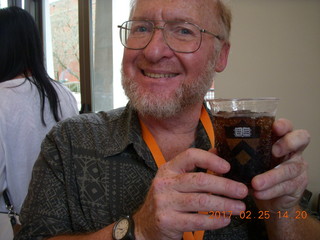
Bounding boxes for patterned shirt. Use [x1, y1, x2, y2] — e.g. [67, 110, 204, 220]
[15, 103, 267, 240]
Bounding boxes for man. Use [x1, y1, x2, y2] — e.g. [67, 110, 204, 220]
[16, 0, 320, 239]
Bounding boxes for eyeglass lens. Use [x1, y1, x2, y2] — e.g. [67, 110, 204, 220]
[120, 20, 203, 53]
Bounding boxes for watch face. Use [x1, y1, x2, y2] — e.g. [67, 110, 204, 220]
[114, 218, 129, 239]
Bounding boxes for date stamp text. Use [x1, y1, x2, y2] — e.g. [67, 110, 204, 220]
[208, 210, 308, 220]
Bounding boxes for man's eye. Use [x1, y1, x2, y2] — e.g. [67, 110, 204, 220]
[180, 28, 192, 35]
[171, 26, 196, 37]
[132, 25, 150, 33]
[136, 26, 148, 32]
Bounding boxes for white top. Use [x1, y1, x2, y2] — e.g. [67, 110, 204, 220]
[0, 78, 79, 213]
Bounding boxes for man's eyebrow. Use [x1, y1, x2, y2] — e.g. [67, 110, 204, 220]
[129, 17, 198, 24]
[168, 17, 197, 23]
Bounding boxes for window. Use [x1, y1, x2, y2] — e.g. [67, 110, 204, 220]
[0, 0, 8, 8]
[91, 0, 130, 111]
[44, 0, 81, 110]
[43, 0, 130, 112]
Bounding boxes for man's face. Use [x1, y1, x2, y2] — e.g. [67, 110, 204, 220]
[122, 0, 229, 119]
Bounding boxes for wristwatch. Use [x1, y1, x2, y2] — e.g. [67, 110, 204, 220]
[112, 215, 135, 240]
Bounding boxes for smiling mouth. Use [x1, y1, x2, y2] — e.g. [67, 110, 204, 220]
[143, 71, 178, 79]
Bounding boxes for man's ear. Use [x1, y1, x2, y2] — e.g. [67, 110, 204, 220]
[215, 42, 230, 73]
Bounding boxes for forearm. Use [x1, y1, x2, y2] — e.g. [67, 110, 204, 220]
[47, 223, 115, 240]
[265, 206, 320, 240]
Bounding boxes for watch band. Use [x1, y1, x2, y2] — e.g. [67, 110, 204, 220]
[125, 215, 135, 240]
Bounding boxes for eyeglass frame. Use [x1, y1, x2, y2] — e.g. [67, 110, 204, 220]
[117, 20, 223, 53]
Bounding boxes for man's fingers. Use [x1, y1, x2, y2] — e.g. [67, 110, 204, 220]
[252, 157, 308, 203]
[171, 192, 246, 214]
[272, 118, 310, 158]
[155, 210, 232, 233]
[273, 118, 293, 136]
[253, 171, 307, 199]
[175, 212, 232, 232]
[252, 156, 308, 191]
[272, 129, 310, 157]
[164, 148, 230, 175]
[173, 172, 248, 199]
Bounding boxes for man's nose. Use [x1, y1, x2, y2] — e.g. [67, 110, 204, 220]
[142, 27, 174, 62]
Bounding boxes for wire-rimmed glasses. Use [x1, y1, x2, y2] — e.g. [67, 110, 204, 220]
[118, 20, 222, 53]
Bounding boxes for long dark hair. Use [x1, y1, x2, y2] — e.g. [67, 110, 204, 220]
[0, 6, 61, 125]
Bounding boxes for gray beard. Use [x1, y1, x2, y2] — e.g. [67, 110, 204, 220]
[122, 58, 216, 119]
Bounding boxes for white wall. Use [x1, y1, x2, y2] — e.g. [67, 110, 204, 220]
[215, 0, 320, 209]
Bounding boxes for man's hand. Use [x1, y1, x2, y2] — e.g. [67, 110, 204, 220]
[251, 118, 310, 214]
[133, 148, 248, 240]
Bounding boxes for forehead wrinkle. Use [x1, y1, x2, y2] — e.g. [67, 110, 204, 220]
[132, 0, 220, 31]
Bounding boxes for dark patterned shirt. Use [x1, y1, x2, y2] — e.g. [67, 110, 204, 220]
[15, 103, 267, 240]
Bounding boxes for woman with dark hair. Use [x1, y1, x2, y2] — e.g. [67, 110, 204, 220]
[0, 6, 78, 239]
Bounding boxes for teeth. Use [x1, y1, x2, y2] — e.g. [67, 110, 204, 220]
[144, 72, 177, 78]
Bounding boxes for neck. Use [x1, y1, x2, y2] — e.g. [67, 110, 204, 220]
[13, 74, 28, 79]
[139, 103, 203, 161]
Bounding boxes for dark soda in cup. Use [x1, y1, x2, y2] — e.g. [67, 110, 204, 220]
[207, 98, 279, 185]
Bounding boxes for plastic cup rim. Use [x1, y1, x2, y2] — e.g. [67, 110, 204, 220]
[206, 97, 279, 103]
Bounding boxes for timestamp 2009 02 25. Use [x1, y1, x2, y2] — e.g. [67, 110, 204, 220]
[208, 210, 308, 220]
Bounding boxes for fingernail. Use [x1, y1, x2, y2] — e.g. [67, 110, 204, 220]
[221, 162, 230, 172]
[223, 217, 231, 224]
[236, 202, 245, 211]
[237, 186, 247, 197]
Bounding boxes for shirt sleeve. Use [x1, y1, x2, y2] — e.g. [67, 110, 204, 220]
[14, 124, 76, 239]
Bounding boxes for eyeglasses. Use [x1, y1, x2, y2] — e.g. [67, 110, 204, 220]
[118, 20, 222, 53]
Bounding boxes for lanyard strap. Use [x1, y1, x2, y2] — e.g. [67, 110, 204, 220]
[199, 106, 215, 147]
[140, 106, 214, 240]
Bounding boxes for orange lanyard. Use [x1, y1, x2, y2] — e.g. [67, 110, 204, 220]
[140, 106, 214, 240]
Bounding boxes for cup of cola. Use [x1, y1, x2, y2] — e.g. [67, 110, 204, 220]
[206, 98, 279, 185]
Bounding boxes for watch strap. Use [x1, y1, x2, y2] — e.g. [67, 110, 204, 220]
[125, 215, 135, 240]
